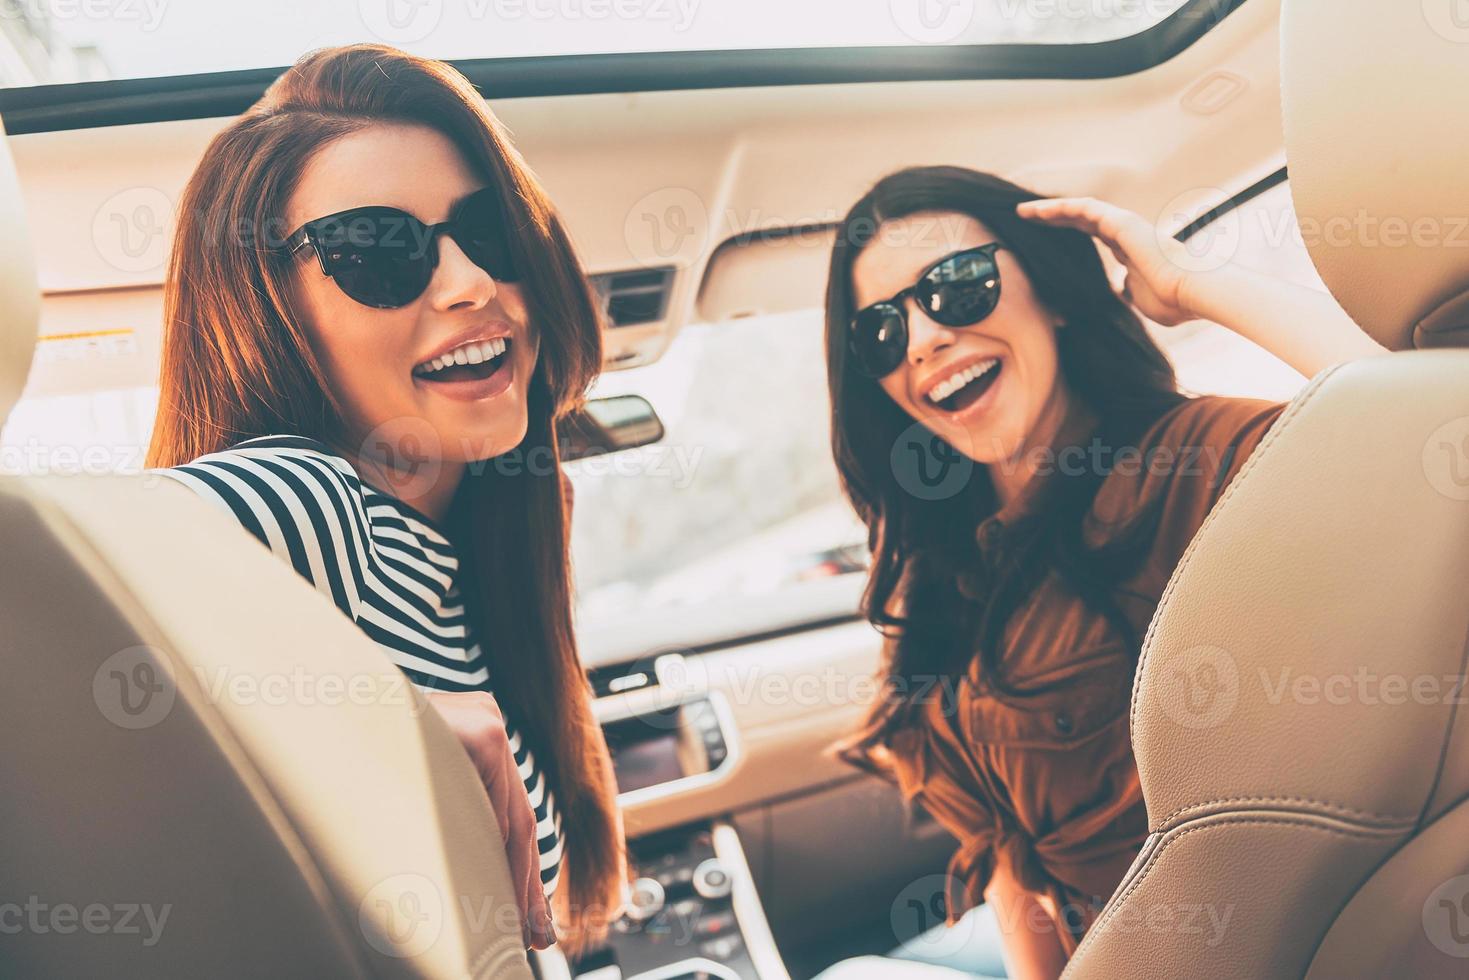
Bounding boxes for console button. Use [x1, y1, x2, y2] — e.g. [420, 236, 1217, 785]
[624, 877, 665, 923]
[692, 859, 733, 900]
[700, 935, 743, 961]
[695, 909, 737, 937]
[655, 864, 694, 889]
[669, 898, 702, 920]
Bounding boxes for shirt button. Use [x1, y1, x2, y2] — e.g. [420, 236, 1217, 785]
[1054, 712, 1074, 736]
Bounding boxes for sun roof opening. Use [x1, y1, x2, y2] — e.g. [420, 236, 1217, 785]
[2, 0, 1196, 88]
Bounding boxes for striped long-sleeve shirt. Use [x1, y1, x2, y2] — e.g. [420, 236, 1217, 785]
[159, 434, 563, 895]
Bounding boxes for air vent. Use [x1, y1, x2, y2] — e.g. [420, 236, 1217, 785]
[591, 267, 675, 328]
[588, 656, 659, 698]
[588, 652, 689, 699]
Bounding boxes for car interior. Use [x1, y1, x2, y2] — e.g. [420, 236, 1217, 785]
[3, 0, 1469, 977]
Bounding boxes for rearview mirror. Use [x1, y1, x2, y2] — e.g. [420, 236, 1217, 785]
[558, 395, 664, 462]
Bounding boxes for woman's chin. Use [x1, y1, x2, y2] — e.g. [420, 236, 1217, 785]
[938, 416, 1023, 467]
[457, 426, 534, 466]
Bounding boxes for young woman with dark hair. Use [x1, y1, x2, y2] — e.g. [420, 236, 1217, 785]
[821, 166, 1383, 979]
[147, 45, 623, 953]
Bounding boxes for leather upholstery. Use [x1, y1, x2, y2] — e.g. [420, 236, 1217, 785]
[1282, 0, 1469, 351]
[1064, 352, 1469, 977]
[1067, 1, 1469, 973]
[0, 119, 531, 978]
[0, 112, 37, 423]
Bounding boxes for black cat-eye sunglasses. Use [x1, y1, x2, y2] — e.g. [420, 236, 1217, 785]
[848, 242, 1005, 378]
[282, 185, 520, 309]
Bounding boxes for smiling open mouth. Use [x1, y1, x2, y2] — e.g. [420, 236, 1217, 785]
[413, 337, 510, 384]
[927, 357, 1002, 414]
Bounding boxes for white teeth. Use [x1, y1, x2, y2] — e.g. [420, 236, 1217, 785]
[416, 338, 509, 376]
[927, 358, 999, 405]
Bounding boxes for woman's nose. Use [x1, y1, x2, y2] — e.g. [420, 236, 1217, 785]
[428, 234, 497, 312]
[905, 304, 957, 366]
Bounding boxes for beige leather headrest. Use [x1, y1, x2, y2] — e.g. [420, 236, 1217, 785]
[0, 117, 40, 424]
[1282, 0, 1469, 350]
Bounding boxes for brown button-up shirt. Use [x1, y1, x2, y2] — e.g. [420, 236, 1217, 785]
[870, 395, 1284, 953]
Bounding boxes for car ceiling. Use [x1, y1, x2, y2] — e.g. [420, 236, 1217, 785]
[6, 0, 1282, 398]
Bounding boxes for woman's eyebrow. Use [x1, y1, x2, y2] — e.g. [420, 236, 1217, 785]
[447, 186, 492, 213]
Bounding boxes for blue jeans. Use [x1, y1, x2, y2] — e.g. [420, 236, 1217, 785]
[812, 904, 1008, 979]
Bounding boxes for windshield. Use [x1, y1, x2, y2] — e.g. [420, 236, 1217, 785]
[2, 0, 1195, 87]
[567, 309, 867, 642]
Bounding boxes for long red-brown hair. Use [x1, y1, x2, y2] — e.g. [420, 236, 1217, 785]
[146, 44, 623, 947]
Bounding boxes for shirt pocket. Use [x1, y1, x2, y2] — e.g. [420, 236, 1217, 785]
[961, 647, 1134, 750]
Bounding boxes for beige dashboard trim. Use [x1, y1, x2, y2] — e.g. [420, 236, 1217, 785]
[714, 822, 792, 980]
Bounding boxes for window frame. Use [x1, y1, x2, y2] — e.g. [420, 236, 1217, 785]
[0, 0, 1251, 135]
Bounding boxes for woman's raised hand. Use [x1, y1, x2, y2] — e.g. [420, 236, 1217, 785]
[1016, 197, 1196, 327]
[426, 690, 556, 950]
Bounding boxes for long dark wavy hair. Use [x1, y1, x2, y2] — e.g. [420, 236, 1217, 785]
[828, 166, 1187, 767]
[146, 44, 622, 946]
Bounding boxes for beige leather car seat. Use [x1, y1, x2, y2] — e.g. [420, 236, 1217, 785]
[1064, 1, 1469, 977]
[0, 117, 533, 979]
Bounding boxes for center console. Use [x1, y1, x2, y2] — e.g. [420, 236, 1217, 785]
[602, 695, 734, 804]
[563, 823, 785, 980]
[535, 656, 788, 980]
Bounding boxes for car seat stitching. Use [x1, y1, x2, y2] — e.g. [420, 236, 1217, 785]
[1154, 795, 1415, 830]
[1075, 813, 1403, 964]
[1129, 366, 1342, 736]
